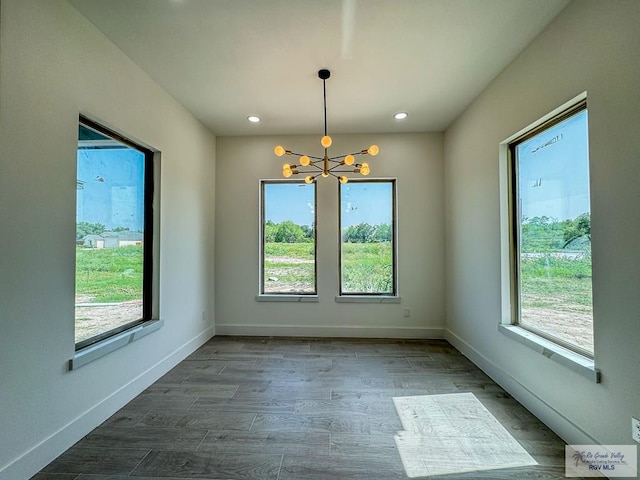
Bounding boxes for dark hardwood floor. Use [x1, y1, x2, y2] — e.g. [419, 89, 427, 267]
[33, 336, 580, 479]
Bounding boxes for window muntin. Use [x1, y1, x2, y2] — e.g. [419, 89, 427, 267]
[75, 117, 154, 349]
[339, 179, 397, 295]
[510, 103, 593, 356]
[260, 180, 317, 295]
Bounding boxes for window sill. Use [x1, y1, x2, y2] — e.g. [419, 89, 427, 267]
[498, 324, 600, 383]
[335, 295, 401, 304]
[70, 319, 164, 370]
[256, 295, 319, 303]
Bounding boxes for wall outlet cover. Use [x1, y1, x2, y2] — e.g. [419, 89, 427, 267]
[632, 417, 640, 443]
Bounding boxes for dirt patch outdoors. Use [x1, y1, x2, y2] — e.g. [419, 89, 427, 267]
[521, 307, 593, 353]
[75, 294, 142, 343]
[266, 256, 314, 264]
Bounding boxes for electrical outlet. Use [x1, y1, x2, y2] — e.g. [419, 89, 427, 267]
[632, 417, 640, 443]
[403, 308, 411, 318]
[201, 310, 207, 323]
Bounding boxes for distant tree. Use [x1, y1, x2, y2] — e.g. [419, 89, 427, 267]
[520, 216, 564, 252]
[563, 213, 591, 248]
[76, 221, 105, 241]
[343, 223, 376, 243]
[264, 220, 276, 243]
[274, 220, 305, 243]
[300, 224, 314, 240]
[372, 224, 392, 242]
[112, 226, 130, 232]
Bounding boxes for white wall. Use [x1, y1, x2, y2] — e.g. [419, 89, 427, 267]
[445, 0, 640, 467]
[215, 133, 444, 338]
[0, 1, 216, 478]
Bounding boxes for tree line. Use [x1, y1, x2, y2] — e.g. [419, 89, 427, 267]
[521, 213, 590, 252]
[264, 220, 392, 243]
[76, 221, 131, 241]
[264, 220, 314, 243]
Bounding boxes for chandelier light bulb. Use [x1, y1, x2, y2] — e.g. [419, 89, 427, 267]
[322, 171, 329, 178]
[274, 145, 286, 157]
[344, 154, 355, 166]
[367, 145, 379, 156]
[339, 176, 349, 184]
[300, 155, 310, 166]
[321, 135, 333, 148]
[360, 162, 370, 176]
[305, 175, 314, 184]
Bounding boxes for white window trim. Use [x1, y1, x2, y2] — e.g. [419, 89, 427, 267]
[498, 92, 599, 382]
[256, 294, 319, 303]
[335, 295, 401, 304]
[70, 319, 163, 370]
[72, 115, 161, 366]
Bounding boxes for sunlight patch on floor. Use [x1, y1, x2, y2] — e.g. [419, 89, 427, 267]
[393, 392, 537, 477]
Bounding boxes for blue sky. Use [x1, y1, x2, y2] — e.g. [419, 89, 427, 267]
[264, 181, 392, 227]
[264, 183, 315, 226]
[76, 148, 145, 231]
[517, 110, 589, 221]
[340, 182, 392, 227]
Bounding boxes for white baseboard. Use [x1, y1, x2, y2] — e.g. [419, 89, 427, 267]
[215, 324, 445, 339]
[446, 329, 598, 445]
[2, 326, 215, 480]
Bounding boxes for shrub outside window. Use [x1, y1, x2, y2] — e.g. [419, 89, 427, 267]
[509, 101, 593, 356]
[75, 117, 154, 349]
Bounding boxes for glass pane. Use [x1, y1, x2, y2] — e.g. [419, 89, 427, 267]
[262, 182, 316, 294]
[75, 124, 145, 344]
[340, 181, 394, 294]
[516, 109, 593, 353]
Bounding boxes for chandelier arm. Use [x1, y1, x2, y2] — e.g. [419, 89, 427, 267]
[286, 150, 319, 159]
[328, 163, 349, 172]
[327, 151, 366, 161]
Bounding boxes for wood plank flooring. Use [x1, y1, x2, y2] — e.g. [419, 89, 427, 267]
[33, 337, 581, 479]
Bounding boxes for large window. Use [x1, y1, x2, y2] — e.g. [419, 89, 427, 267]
[260, 181, 316, 294]
[339, 179, 397, 295]
[509, 101, 593, 356]
[75, 117, 154, 349]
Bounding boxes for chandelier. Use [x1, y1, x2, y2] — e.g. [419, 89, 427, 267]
[274, 69, 379, 184]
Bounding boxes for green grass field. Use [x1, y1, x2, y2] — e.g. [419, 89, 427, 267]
[77, 244, 591, 312]
[341, 242, 393, 293]
[263, 242, 393, 293]
[76, 245, 143, 303]
[263, 242, 315, 293]
[520, 255, 592, 311]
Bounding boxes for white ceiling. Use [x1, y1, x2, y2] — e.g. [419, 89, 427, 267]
[68, 0, 569, 136]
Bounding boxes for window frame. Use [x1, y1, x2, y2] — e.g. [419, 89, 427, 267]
[75, 115, 155, 351]
[259, 179, 318, 296]
[507, 99, 593, 359]
[338, 178, 398, 297]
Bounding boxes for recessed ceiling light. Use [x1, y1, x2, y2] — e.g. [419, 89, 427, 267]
[394, 112, 408, 120]
[247, 115, 261, 123]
